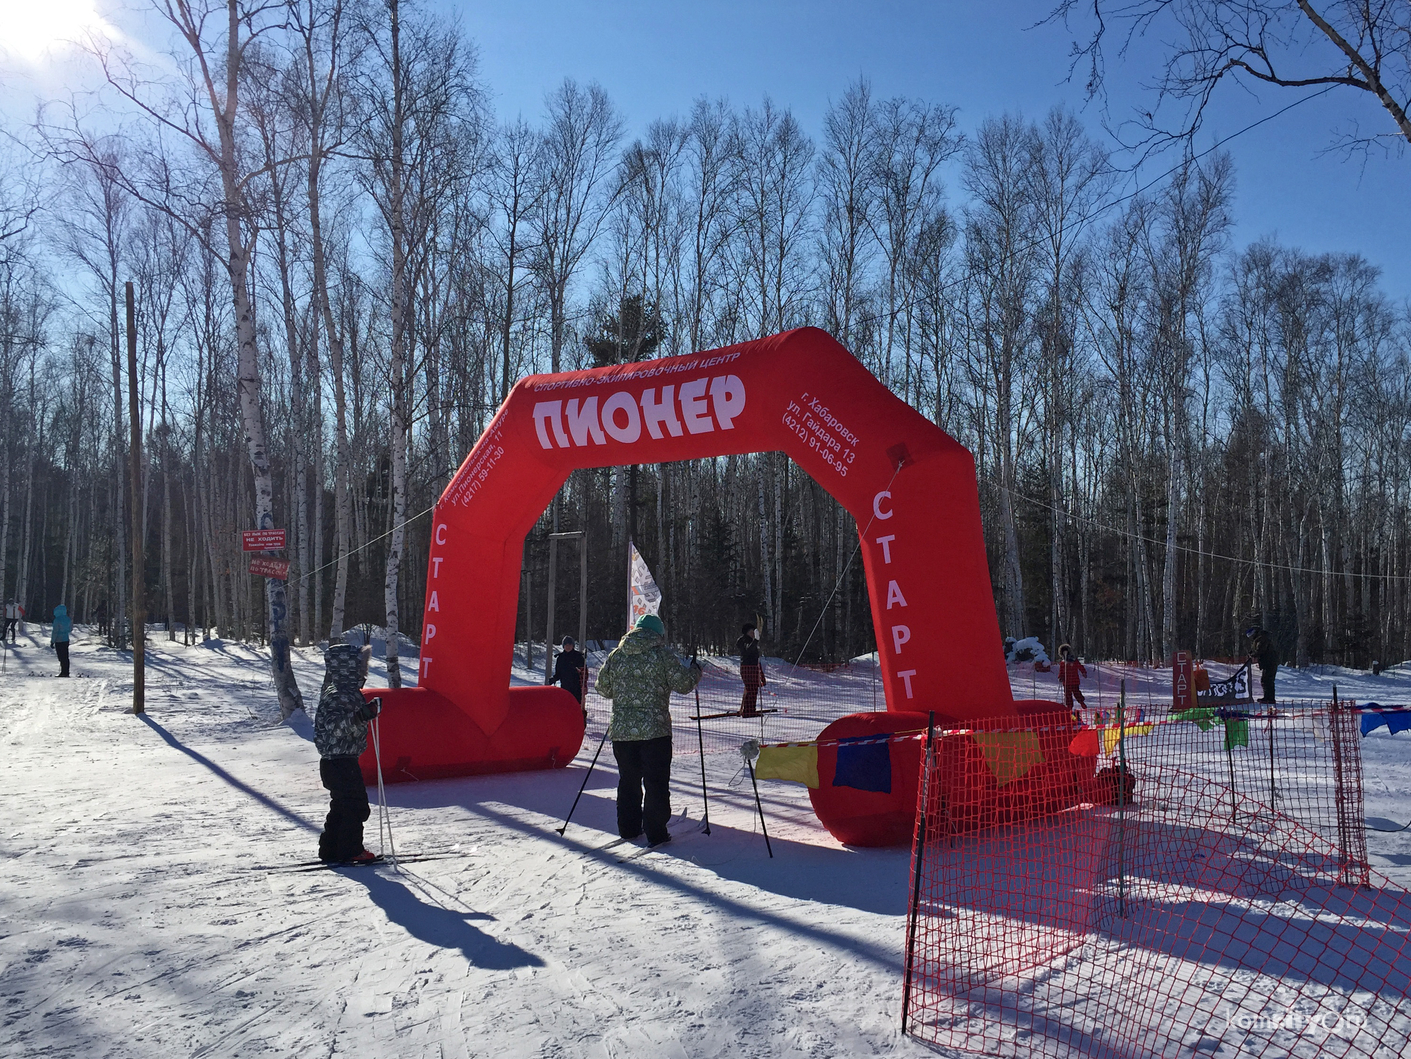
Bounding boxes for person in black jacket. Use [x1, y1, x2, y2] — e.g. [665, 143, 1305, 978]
[1246, 627, 1280, 704]
[313, 644, 382, 864]
[548, 636, 588, 711]
[736, 623, 766, 717]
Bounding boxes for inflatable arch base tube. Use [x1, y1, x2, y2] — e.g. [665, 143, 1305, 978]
[809, 703, 1100, 847]
[355, 686, 585, 786]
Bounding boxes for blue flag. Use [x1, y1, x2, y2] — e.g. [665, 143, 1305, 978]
[1360, 704, 1411, 737]
[833, 736, 891, 793]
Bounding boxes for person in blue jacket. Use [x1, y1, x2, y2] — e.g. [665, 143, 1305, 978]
[50, 604, 72, 677]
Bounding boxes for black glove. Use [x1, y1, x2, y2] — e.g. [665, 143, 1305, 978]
[357, 696, 383, 722]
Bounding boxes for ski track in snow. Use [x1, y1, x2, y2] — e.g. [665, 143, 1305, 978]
[1, 627, 1409, 1058]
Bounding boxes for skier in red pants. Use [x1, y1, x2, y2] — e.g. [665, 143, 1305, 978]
[1057, 643, 1087, 719]
[736, 623, 766, 717]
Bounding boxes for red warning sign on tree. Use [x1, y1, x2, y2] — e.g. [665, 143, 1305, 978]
[249, 557, 290, 579]
[241, 529, 286, 552]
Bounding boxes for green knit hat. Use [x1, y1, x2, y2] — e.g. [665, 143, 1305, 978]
[635, 614, 666, 638]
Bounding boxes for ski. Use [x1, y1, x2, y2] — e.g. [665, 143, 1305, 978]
[613, 831, 697, 862]
[612, 809, 697, 862]
[689, 708, 778, 721]
[259, 850, 466, 873]
[591, 835, 635, 853]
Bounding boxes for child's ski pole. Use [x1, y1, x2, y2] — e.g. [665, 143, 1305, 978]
[370, 701, 396, 866]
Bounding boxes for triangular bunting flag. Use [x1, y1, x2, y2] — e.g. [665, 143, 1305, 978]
[972, 732, 1045, 787]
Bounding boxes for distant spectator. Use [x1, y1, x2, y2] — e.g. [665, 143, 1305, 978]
[50, 605, 72, 677]
[548, 635, 588, 715]
[736, 623, 766, 717]
[1246, 627, 1279, 704]
[4, 599, 22, 643]
[1057, 643, 1087, 717]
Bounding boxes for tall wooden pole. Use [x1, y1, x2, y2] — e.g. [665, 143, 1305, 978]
[578, 529, 587, 650]
[545, 535, 557, 683]
[126, 282, 145, 714]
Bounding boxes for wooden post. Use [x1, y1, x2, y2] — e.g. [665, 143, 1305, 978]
[545, 534, 558, 683]
[578, 528, 587, 650]
[524, 558, 533, 672]
[548, 530, 587, 669]
[126, 282, 145, 715]
[901, 710, 937, 1034]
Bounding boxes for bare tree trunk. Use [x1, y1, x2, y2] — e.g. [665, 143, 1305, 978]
[379, 0, 410, 688]
[307, 119, 353, 643]
[211, 0, 302, 716]
[1162, 436, 1180, 660]
[163, 434, 174, 640]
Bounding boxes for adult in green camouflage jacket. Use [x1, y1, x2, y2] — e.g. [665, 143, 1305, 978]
[595, 614, 701, 845]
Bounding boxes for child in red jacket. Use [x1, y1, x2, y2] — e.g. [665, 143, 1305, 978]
[1058, 643, 1087, 716]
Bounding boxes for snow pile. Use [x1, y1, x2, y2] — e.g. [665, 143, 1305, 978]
[1005, 635, 1050, 666]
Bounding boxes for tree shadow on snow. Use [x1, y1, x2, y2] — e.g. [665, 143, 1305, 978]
[342, 870, 543, 971]
[379, 759, 912, 917]
[138, 714, 320, 833]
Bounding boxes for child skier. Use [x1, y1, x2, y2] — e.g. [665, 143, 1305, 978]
[313, 643, 382, 864]
[1057, 643, 1087, 717]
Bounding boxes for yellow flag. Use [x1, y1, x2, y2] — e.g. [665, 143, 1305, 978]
[756, 745, 820, 789]
[971, 732, 1045, 787]
[1102, 724, 1154, 756]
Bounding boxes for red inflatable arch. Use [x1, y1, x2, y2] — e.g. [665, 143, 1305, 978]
[359, 327, 1022, 839]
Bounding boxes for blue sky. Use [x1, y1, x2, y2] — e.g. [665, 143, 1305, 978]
[1, 1, 1404, 294]
[456, 0, 1408, 295]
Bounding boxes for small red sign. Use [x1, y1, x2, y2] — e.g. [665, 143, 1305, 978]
[242, 529, 287, 552]
[249, 557, 291, 579]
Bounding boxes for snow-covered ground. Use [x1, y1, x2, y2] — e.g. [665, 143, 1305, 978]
[2, 627, 1409, 1058]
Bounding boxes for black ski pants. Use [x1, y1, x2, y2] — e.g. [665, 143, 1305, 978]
[613, 736, 672, 843]
[54, 642, 69, 677]
[319, 756, 370, 862]
[1260, 661, 1278, 704]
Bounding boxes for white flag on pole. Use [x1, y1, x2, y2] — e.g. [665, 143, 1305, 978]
[628, 541, 662, 630]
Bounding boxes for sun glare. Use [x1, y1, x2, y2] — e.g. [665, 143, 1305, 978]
[0, 0, 106, 64]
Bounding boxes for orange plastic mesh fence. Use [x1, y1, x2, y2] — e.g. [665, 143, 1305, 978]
[902, 702, 1410, 1059]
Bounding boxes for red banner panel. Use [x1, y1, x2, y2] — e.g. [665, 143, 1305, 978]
[242, 529, 286, 552]
[249, 557, 290, 579]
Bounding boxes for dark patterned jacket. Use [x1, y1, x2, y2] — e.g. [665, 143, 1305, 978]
[314, 644, 373, 758]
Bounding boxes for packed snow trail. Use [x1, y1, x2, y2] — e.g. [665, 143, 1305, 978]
[0, 629, 926, 1058]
